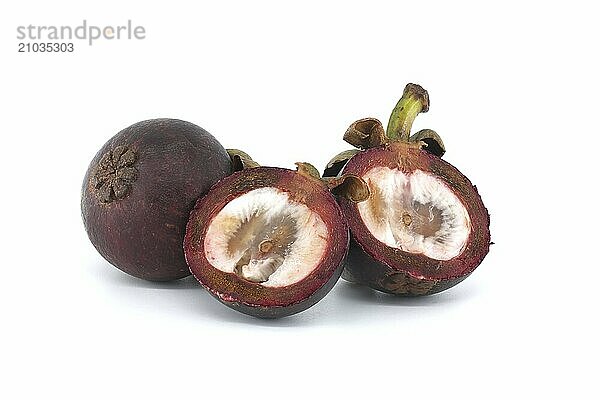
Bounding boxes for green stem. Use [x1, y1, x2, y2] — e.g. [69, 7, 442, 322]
[386, 83, 430, 141]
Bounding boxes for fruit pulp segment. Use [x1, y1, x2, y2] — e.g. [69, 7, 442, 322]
[357, 167, 471, 261]
[203, 187, 328, 287]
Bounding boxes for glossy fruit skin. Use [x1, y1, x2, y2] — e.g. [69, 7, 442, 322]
[212, 266, 344, 319]
[342, 242, 471, 296]
[184, 167, 349, 318]
[336, 143, 490, 296]
[82, 119, 231, 281]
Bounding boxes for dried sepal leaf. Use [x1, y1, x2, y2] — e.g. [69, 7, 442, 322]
[227, 149, 260, 172]
[409, 129, 446, 157]
[380, 272, 438, 296]
[343, 118, 387, 150]
[326, 174, 370, 203]
[323, 149, 360, 178]
[227, 148, 253, 160]
[295, 162, 321, 180]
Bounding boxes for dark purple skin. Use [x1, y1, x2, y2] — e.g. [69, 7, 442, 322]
[184, 167, 350, 318]
[216, 261, 346, 319]
[327, 142, 490, 296]
[342, 240, 470, 296]
[82, 119, 231, 281]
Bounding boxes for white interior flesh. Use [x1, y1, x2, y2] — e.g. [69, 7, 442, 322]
[203, 187, 328, 287]
[358, 167, 471, 260]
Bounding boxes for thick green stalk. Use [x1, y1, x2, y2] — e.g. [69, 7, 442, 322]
[386, 83, 430, 141]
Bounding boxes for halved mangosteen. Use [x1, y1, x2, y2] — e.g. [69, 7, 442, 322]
[325, 84, 491, 296]
[184, 163, 368, 318]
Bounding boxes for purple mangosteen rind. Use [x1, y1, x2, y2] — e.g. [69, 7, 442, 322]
[342, 238, 470, 296]
[338, 142, 491, 295]
[206, 257, 345, 319]
[184, 166, 350, 318]
[82, 118, 232, 282]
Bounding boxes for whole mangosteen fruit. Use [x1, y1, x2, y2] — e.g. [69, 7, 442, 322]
[324, 84, 491, 296]
[82, 118, 232, 281]
[184, 161, 368, 318]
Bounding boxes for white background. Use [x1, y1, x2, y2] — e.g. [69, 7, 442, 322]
[1, 1, 598, 399]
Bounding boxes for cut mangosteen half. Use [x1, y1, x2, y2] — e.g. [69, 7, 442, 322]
[184, 165, 368, 318]
[325, 84, 490, 296]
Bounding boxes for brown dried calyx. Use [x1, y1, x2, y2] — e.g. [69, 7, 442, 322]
[324, 83, 446, 178]
[380, 272, 438, 296]
[227, 149, 260, 171]
[94, 145, 138, 203]
[295, 162, 370, 203]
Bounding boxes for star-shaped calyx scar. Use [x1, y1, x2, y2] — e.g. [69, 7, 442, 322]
[93, 145, 138, 203]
